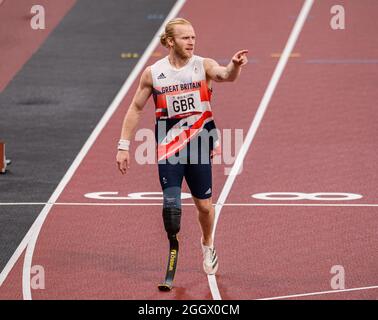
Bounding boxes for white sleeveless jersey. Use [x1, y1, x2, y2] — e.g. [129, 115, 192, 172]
[150, 55, 219, 161]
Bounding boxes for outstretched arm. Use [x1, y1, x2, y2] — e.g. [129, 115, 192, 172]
[204, 50, 248, 82]
[116, 67, 153, 174]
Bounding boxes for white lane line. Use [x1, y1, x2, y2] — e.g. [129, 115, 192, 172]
[223, 203, 378, 207]
[207, 0, 315, 300]
[0, 0, 188, 298]
[0, 202, 194, 206]
[258, 285, 378, 300]
[1, 202, 378, 207]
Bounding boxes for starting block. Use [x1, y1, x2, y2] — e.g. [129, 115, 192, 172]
[1, 141, 8, 173]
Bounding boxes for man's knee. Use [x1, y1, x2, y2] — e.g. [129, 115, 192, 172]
[163, 186, 181, 209]
[195, 198, 213, 215]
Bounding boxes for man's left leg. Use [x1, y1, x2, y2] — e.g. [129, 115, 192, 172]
[192, 196, 214, 247]
[192, 195, 218, 275]
[186, 163, 218, 275]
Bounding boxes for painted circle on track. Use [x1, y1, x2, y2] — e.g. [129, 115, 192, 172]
[84, 191, 192, 200]
[127, 192, 192, 200]
[251, 192, 363, 201]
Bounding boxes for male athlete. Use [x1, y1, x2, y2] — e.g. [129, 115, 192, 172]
[116, 18, 247, 289]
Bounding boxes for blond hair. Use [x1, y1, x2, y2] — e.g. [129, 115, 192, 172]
[160, 18, 192, 48]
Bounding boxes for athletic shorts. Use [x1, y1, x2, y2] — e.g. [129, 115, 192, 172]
[158, 140, 212, 200]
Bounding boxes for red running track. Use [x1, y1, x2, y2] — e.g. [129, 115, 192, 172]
[1, 0, 377, 300]
[215, 0, 378, 300]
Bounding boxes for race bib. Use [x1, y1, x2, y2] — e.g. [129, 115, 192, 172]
[166, 91, 203, 118]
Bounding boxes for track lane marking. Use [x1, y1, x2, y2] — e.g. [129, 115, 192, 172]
[208, 0, 315, 300]
[1, 202, 378, 207]
[258, 285, 378, 300]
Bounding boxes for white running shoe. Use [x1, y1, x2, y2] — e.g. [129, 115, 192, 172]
[201, 242, 218, 275]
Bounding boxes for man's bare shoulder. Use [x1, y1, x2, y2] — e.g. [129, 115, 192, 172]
[143, 65, 152, 76]
[140, 66, 153, 86]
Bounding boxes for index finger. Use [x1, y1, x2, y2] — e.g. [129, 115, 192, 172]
[236, 49, 249, 57]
